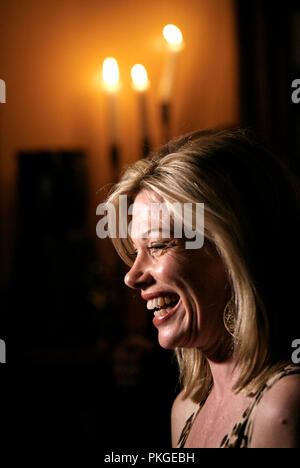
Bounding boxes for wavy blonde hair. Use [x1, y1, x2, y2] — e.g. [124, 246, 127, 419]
[105, 128, 300, 402]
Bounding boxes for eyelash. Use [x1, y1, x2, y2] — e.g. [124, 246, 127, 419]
[148, 243, 168, 251]
[130, 243, 168, 259]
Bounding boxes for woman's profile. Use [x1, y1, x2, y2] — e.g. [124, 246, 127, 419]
[105, 128, 300, 448]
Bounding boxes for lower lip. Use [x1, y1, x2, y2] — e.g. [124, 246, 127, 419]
[152, 299, 181, 327]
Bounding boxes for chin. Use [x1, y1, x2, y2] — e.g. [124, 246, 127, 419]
[157, 332, 185, 350]
[158, 339, 176, 350]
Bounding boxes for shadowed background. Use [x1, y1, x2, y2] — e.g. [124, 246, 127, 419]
[0, 0, 299, 450]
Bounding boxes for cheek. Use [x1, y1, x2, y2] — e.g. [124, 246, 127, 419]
[153, 249, 228, 304]
[177, 253, 228, 315]
[153, 256, 183, 285]
[186, 249, 227, 287]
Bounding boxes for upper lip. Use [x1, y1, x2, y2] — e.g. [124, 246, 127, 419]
[141, 291, 178, 301]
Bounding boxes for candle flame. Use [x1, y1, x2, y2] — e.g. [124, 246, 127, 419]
[102, 57, 120, 91]
[131, 64, 149, 91]
[163, 24, 183, 50]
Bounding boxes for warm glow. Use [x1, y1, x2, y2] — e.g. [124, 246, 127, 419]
[102, 57, 120, 91]
[163, 24, 183, 50]
[131, 64, 149, 91]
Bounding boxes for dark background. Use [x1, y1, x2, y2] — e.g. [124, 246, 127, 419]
[0, 0, 299, 450]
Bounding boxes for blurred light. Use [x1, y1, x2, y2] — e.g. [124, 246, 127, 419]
[131, 64, 149, 91]
[102, 57, 120, 91]
[163, 24, 183, 49]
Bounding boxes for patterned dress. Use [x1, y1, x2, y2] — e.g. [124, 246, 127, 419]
[177, 365, 300, 448]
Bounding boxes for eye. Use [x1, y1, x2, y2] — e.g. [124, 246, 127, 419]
[128, 242, 170, 260]
[148, 243, 168, 251]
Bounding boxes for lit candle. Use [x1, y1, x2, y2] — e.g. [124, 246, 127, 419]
[159, 24, 184, 142]
[159, 24, 184, 103]
[131, 64, 150, 157]
[102, 57, 121, 179]
[102, 57, 120, 145]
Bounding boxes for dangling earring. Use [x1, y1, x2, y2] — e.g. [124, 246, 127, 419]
[223, 301, 235, 337]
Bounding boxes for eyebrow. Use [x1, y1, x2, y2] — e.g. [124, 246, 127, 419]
[137, 228, 173, 238]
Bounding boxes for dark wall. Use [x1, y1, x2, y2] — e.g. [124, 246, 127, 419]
[236, 0, 300, 175]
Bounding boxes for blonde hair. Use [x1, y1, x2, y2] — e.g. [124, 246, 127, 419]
[105, 128, 300, 402]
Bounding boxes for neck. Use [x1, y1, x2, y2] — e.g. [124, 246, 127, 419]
[207, 355, 239, 399]
[199, 321, 240, 398]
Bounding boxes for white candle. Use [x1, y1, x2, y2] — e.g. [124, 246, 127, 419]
[0, 78, 6, 103]
[159, 24, 184, 103]
[102, 57, 120, 145]
[131, 64, 150, 144]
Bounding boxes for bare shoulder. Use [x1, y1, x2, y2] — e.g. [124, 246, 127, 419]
[171, 389, 199, 448]
[251, 373, 300, 448]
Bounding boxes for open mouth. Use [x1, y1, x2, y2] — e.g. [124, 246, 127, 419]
[147, 294, 180, 317]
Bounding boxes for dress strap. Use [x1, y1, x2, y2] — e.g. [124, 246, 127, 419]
[220, 364, 300, 448]
[177, 384, 213, 448]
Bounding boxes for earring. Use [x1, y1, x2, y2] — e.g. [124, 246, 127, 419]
[223, 301, 235, 337]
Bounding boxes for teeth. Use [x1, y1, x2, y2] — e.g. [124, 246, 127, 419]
[147, 295, 178, 313]
[147, 299, 154, 310]
[158, 297, 164, 306]
[154, 307, 172, 317]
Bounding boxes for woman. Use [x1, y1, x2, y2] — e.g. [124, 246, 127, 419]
[104, 128, 300, 448]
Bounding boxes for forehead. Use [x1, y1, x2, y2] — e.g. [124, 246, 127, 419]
[131, 190, 170, 238]
[132, 189, 163, 212]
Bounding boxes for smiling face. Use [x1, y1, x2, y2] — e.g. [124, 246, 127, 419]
[124, 189, 231, 355]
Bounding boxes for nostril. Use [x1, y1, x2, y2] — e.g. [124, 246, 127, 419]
[124, 267, 154, 290]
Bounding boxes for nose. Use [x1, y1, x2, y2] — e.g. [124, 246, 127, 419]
[124, 257, 153, 290]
